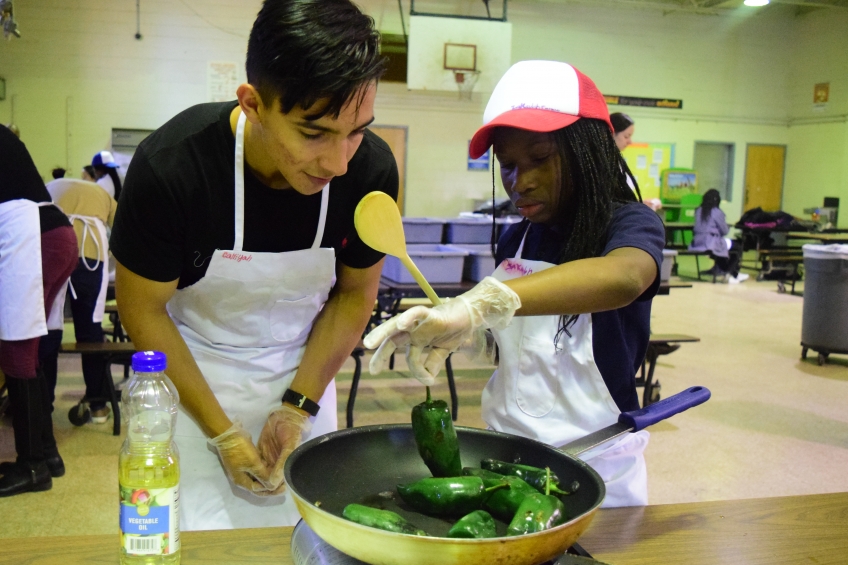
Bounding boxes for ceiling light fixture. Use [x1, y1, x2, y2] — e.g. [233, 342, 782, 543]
[743, 0, 770, 6]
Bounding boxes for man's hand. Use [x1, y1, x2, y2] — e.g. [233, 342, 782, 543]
[257, 405, 312, 494]
[208, 422, 277, 495]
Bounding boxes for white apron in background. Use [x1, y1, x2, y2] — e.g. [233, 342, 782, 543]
[481, 229, 649, 507]
[46, 214, 110, 330]
[166, 111, 338, 531]
[0, 199, 47, 340]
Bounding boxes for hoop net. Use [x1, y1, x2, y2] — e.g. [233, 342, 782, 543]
[453, 70, 481, 101]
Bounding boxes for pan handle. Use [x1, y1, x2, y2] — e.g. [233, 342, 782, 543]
[621, 386, 711, 431]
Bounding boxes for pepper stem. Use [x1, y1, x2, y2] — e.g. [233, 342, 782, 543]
[484, 482, 509, 494]
[425, 386, 431, 403]
[545, 467, 551, 496]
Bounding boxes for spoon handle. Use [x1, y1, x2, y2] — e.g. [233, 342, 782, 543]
[401, 255, 442, 305]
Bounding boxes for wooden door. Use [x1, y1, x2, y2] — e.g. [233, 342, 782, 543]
[744, 144, 786, 212]
[369, 126, 408, 213]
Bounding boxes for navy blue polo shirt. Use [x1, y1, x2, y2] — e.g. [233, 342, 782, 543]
[495, 203, 666, 412]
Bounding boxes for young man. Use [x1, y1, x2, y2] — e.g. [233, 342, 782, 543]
[110, 0, 398, 530]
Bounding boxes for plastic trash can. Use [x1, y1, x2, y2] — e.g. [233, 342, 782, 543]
[382, 244, 469, 284]
[801, 244, 848, 365]
[402, 218, 445, 244]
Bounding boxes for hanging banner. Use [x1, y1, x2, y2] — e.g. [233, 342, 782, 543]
[604, 95, 683, 110]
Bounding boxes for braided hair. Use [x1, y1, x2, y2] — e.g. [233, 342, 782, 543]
[549, 118, 641, 345]
[551, 118, 640, 265]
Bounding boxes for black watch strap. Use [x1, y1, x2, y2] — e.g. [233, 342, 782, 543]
[282, 388, 320, 417]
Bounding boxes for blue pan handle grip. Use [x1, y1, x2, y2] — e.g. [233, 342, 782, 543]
[620, 386, 711, 432]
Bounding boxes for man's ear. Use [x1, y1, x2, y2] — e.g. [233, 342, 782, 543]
[237, 84, 266, 125]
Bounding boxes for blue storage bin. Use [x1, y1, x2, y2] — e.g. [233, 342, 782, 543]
[445, 218, 493, 244]
[496, 216, 523, 239]
[402, 218, 445, 243]
[382, 244, 469, 284]
[453, 244, 496, 282]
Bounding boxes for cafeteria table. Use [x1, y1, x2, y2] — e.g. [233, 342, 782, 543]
[3, 492, 846, 564]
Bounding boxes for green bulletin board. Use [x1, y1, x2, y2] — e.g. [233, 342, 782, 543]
[620, 142, 674, 201]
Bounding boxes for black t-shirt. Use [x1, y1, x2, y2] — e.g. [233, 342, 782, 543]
[495, 203, 666, 413]
[0, 126, 69, 233]
[110, 101, 399, 289]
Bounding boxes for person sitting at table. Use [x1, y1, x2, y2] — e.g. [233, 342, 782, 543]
[689, 188, 748, 284]
[365, 60, 666, 508]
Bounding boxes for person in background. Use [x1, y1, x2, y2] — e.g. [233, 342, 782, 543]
[91, 151, 122, 201]
[43, 177, 118, 423]
[51, 168, 66, 179]
[0, 126, 78, 497]
[110, 0, 397, 530]
[611, 112, 635, 151]
[365, 60, 666, 508]
[81, 165, 97, 183]
[689, 188, 749, 284]
[610, 112, 662, 212]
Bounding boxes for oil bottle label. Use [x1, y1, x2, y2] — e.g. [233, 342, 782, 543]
[120, 484, 181, 555]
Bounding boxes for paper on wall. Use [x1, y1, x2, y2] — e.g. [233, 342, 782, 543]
[208, 61, 239, 103]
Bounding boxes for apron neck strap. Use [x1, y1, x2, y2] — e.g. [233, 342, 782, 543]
[233, 110, 331, 252]
[233, 111, 248, 252]
[311, 184, 330, 249]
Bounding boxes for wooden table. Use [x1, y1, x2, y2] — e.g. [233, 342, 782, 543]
[3, 492, 846, 564]
[786, 231, 848, 243]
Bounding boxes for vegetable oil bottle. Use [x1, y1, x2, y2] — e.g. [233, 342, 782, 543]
[119, 351, 181, 564]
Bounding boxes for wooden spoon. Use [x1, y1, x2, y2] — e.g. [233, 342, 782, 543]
[354, 191, 442, 305]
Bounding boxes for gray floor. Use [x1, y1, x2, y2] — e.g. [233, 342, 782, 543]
[2, 257, 847, 539]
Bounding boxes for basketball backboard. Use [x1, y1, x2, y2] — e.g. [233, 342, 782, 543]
[407, 15, 512, 95]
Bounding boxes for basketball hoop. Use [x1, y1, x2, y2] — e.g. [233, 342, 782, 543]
[453, 69, 481, 101]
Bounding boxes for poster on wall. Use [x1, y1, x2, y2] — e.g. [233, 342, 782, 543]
[208, 61, 239, 103]
[621, 142, 674, 201]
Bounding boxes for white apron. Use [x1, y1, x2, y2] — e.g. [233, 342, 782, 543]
[0, 199, 47, 341]
[482, 230, 649, 507]
[166, 111, 338, 531]
[46, 214, 110, 330]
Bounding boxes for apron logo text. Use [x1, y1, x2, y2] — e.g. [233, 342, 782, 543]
[222, 251, 253, 263]
[502, 259, 533, 277]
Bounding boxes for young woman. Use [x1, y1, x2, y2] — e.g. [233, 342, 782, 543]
[611, 112, 635, 151]
[690, 188, 748, 283]
[365, 60, 666, 507]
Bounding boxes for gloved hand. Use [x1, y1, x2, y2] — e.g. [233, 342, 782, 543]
[257, 404, 312, 495]
[364, 276, 521, 385]
[208, 422, 277, 495]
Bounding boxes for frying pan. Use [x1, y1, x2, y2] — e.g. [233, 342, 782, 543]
[285, 386, 710, 565]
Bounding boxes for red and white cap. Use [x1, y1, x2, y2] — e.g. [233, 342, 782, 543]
[469, 60, 613, 159]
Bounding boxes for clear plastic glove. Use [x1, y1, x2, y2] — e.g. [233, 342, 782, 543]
[257, 404, 312, 495]
[364, 276, 521, 385]
[208, 422, 276, 495]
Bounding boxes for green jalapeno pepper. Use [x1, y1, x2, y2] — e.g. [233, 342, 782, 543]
[396, 476, 505, 517]
[412, 387, 462, 477]
[462, 467, 538, 522]
[506, 468, 566, 536]
[446, 510, 498, 539]
[342, 503, 428, 536]
[481, 458, 578, 495]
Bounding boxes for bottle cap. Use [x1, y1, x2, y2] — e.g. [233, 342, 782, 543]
[131, 351, 167, 373]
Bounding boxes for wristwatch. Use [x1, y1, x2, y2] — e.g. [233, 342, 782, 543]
[282, 388, 320, 417]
